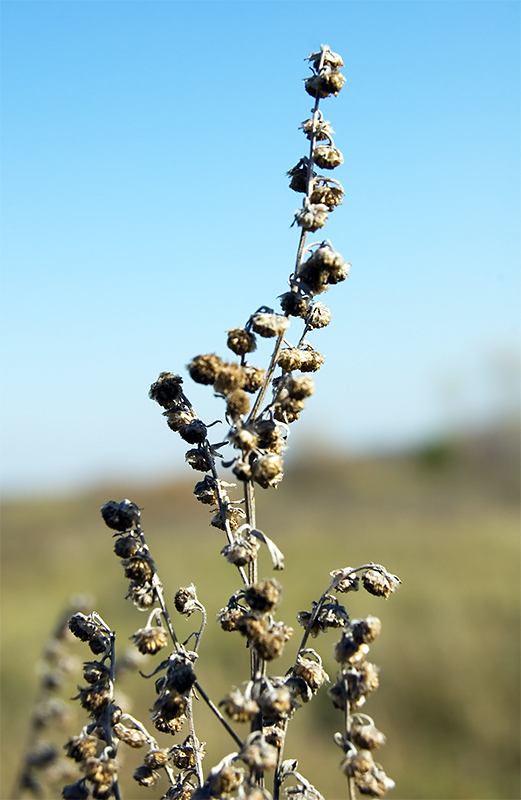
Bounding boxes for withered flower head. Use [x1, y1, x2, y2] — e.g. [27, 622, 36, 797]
[64, 734, 98, 763]
[362, 567, 401, 599]
[126, 581, 156, 610]
[241, 364, 266, 393]
[307, 46, 344, 71]
[178, 419, 208, 444]
[122, 554, 155, 584]
[100, 499, 140, 532]
[300, 110, 335, 140]
[252, 453, 284, 488]
[294, 199, 329, 232]
[149, 372, 184, 408]
[143, 748, 170, 769]
[245, 579, 283, 613]
[305, 68, 345, 97]
[131, 626, 169, 655]
[113, 534, 141, 559]
[185, 448, 212, 472]
[257, 684, 293, 720]
[151, 692, 188, 721]
[305, 301, 331, 329]
[285, 375, 315, 400]
[188, 353, 223, 385]
[221, 537, 260, 567]
[279, 290, 308, 317]
[219, 688, 259, 723]
[351, 616, 382, 645]
[226, 389, 251, 418]
[293, 654, 329, 692]
[330, 567, 360, 593]
[113, 723, 149, 748]
[193, 475, 219, 505]
[218, 604, 245, 632]
[251, 311, 290, 338]
[174, 584, 199, 616]
[227, 327, 257, 355]
[351, 719, 387, 750]
[313, 144, 344, 169]
[164, 408, 196, 432]
[133, 765, 159, 787]
[68, 613, 99, 642]
[254, 621, 293, 661]
[239, 732, 278, 771]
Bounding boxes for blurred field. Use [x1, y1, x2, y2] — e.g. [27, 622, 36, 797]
[1, 425, 519, 800]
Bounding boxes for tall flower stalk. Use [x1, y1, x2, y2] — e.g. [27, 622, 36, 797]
[52, 45, 401, 800]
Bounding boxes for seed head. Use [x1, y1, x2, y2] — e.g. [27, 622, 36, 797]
[219, 689, 259, 723]
[279, 291, 308, 317]
[133, 765, 159, 787]
[251, 311, 290, 338]
[245, 579, 283, 613]
[226, 389, 251, 418]
[252, 453, 284, 488]
[178, 419, 208, 444]
[213, 362, 246, 395]
[113, 723, 149, 748]
[221, 537, 260, 567]
[294, 200, 329, 232]
[362, 568, 401, 599]
[100, 499, 140, 532]
[113, 534, 141, 559]
[174, 584, 199, 617]
[241, 364, 266, 392]
[131, 627, 169, 655]
[351, 722, 387, 750]
[257, 684, 293, 721]
[313, 145, 344, 170]
[227, 327, 257, 355]
[305, 66, 345, 99]
[294, 655, 329, 692]
[143, 748, 170, 769]
[308, 46, 344, 71]
[239, 733, 278, 771]
[351, 616, 382, 645]
[184, 448, 212, 471]
[306, 302, 331, 329]
[126, 581, 156, 609]
[331, 567, 360, 593]
[188, 354, 223, 385]
[164, 408, 196, 432]
[285, 375, 315, 400]
[149, 373, 184, 408]
[64, 735, 98, 763]
[68, 613, 98, 642]
[121, 554, 155, 584]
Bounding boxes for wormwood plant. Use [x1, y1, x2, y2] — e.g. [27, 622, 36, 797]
[47, 46, 400, 800]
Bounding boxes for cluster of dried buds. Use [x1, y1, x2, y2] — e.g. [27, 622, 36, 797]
[65, 608, 204, 798]
[218, 579, 293, 663]
[293, 564, 400, 797]
[100, 499, 163, 611]
[64, 613, 121, 799]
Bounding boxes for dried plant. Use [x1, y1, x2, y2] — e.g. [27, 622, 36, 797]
[19, 45, 401, 800]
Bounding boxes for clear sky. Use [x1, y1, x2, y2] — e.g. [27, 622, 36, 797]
[1, 0, 519, 496]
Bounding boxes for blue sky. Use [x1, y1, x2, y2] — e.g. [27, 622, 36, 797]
[1, 1, 519, 495]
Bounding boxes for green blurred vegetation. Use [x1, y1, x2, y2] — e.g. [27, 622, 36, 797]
[2, 426, 519, 800]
